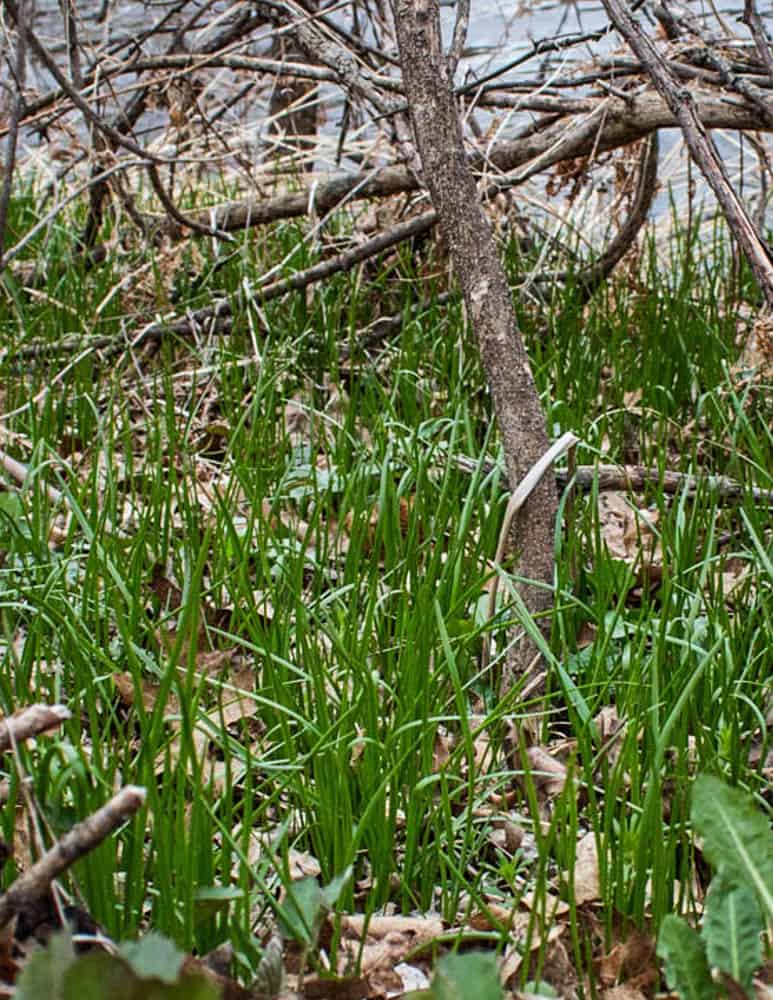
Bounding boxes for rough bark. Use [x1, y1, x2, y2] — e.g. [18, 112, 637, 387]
[391, 0, 558, 692]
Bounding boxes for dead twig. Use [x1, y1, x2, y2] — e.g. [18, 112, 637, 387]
[0, 785, 147, 931]
[536, 131, 660, 298]
[741, 0, 773, 87]
[0, 705, 71, 753]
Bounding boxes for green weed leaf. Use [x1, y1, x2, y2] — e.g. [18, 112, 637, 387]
[16, 931, 219, 1000]
[657, 915, 716, 1000]
[15, 928, 76, 1000]
[193, 886, 245, 924]
[320, 866, 352, 909]
[120, 932, 185, 983]
[692, 776, 773, 921]
[430, 952, 503, 1000]
[277, 868, 351, 947]
[61, 951, 220, 999]
[703, 871, 763, 995]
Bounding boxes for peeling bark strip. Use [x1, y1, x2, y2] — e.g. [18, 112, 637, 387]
[391, 0, 558, 691]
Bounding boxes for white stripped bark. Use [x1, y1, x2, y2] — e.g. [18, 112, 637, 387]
[391, 0, 559, 690]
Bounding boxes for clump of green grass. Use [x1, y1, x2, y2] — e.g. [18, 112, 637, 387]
[0, 186, 770, 986]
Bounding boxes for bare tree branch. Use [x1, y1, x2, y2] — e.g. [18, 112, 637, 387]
[2, 0, 170, 163]
[446, 0, 470, 80]
[741, 0, 773, 86]
[537, 132, 660, 298]
[601, 0, 773, 307]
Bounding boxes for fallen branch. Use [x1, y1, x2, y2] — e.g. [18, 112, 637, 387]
[0, 446, 64, 505]
[0, 705, 71, 753]
[560, 464, 773, 506]
[454, 455, 773, 507]
[185, 93, 770, 236]
[0, 785, 146, 931]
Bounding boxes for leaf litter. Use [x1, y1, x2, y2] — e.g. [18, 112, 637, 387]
[1, 255, 770, 1000]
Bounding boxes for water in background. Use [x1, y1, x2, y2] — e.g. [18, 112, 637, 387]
[13, 0, 773, 233]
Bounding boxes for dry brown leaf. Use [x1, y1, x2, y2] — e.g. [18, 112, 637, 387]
[301, 974, 370, 999]
[337, 913, 443, 977]
[598, 927, 658, 989]
[598, 493, 661, 569]
[469, 903, 531, 934]
[537, 936, 579, 1000]
[501, 922, 565, 985]
[576, 622, 597, 649]
[349, 724, 366, 768]
[520, 891, 570, 918]
[366, 965, 404, 996]
[284, 393, 313, 447]
[525, 746, 568, 799]
[595, 706, 632, 773]
[600, 987, 648, 1000]
[432, 729, 453, 771]
[487, 819, 525, 856]
[573, 831, 600, 905]
[288, 849, 322, 881]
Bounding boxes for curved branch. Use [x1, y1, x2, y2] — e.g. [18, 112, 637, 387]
[536, 131, 660, 297]
[146, 164, 235, 242]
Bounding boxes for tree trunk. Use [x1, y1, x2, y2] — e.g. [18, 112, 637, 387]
[391, 0, 558, 694]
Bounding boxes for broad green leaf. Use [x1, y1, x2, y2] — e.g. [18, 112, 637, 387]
[430, 952, 503, 1000]
[692, 776, 773, 921]
[15, 928, 75, 1000]
[120, 932, 185, 983]
[277, 868, 352, 946]
[61, 952, 220, 1000]
[320, 866, 352, 909]
[657, 915, 715, 1000]
[703, 871, 763, 995]
[193, 885, 246, 923]
[276, 876, 325, 946]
